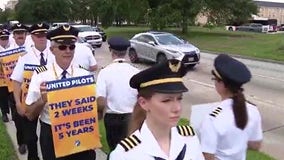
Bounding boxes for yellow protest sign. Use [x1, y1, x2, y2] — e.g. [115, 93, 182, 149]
[0, 64, 7, 87]
[46, 75, 101, 158]
[21, 64, 39, 111]
[0, 47, 25, 92]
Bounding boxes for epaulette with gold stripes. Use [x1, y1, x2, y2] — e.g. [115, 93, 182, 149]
[119, 134, 141, 152]
[35, 66, 47, 74]
[209, 107, 222, 117]
[177, 125, 195, 136]
[79, 65, 88, 71]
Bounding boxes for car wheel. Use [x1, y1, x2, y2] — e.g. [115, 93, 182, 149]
[228, 27, 233, 31]
[128, 49, 139, 63]
[156, 53, 167, 64]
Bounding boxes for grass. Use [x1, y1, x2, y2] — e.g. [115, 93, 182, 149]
[99, 118, 276, 160]
[0, 120, 18, 160]
[104, 26, 284, 62]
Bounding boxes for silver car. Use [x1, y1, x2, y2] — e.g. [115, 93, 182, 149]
[236, 23, 268, 33]
[128, 31, 200, 68]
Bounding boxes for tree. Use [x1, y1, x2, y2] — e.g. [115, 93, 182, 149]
[170, 0, 202, 33]
[203, 0, 258, 25]
[15, 0, 72, 23]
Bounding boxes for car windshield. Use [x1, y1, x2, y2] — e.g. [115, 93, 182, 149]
[75, 26, 94, 32]
[155, 34, 184, 45]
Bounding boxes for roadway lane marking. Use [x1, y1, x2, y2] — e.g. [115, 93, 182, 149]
[189, 79, 283, 109]
[253, 74, 284, 82]
[188, 79, 214, 88]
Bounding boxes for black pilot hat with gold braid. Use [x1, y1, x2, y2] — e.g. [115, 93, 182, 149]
[11, 23, 29, 32]
[29, 23, 49, 34]
[0, 29, 10, 38]
[212, 54, 251, 87]
[130, 59, 189, 93]
[47, 25, 79, 44]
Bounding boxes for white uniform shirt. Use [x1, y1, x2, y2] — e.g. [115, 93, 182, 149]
[25, 62, 90, 124]
[96, 59, 139, 114]
[72, 43, 97, 73]
[199, 99, 263, 160]
[11, 46, 55, 82]
[110, 122, 205, 160]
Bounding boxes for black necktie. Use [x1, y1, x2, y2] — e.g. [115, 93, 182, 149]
[61, 70, 67, 79]
[40, 53, 46, 66]
[154, 144, 186, 160]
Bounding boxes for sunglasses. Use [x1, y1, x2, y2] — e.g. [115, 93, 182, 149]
[57, 44, 76, 51]
[0, 37, 9, 40]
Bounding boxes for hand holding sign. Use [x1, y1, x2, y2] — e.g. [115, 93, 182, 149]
[40, 82, 47, 103]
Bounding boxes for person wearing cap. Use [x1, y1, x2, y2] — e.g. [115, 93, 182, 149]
[199, 54, 263, 160]
[96, 37, 140, 151]
[0, 29, 10, 122]
[9, 23, 29, 49]
[109, 59, 205, 160]
[0, 29, 10, 51]
[10, 22, 54, 160]
[25, 25, 96, 160]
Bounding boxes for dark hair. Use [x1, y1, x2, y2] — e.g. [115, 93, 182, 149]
[128, 89, 154, 135]
[111, 48, 127, 57]
[225, 81, 248, 130]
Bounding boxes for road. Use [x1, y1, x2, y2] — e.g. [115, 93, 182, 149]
[5, 42, 284, 160]
[94, 42, 284, 160]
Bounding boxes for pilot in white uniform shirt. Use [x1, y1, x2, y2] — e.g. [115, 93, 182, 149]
[110, 122, 205, 160]
[199, 54, 263, 160]
[199, 99, 262, 160]
[11, 45, 55, 83]
[110, 59, 205, 160]
[96, 58, 139, 114]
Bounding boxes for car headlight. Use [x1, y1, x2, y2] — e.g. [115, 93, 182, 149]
[195, 48, 200, 54]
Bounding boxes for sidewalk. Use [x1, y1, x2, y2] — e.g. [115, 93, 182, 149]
[4, 114, 107, 160]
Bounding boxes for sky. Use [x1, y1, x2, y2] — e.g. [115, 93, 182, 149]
[0, 0, 284, 10]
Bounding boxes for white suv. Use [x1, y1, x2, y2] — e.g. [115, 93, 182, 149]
[72, 25, 102, 48]
[128, 31, 200, 68]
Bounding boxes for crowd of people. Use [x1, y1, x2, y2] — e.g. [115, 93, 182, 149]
[0, 22, 263, 160]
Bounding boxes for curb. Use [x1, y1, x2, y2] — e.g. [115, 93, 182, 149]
[201, 50, 284, 65]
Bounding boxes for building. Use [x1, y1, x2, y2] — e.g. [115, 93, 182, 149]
[255, 1, 284, 25]
[196, 0, 284, 25]
[5, 0, 18, 10]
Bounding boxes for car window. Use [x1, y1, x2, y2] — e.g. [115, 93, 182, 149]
[133, 35, 145, 43]
[74, 26, 94, 32]
[155, 34, 183, 45]
[143, 35, 155, 43]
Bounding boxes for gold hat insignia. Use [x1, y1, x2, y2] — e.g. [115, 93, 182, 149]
[37, 23, 43, 27]
[169, 61, 181, 73]
[63, 25, 70, 31]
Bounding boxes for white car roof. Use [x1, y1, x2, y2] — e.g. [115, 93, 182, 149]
[72, 25, 92, 27]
